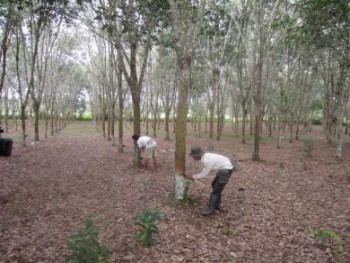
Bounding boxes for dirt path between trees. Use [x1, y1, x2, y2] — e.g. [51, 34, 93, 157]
[0, 122, 349, 262]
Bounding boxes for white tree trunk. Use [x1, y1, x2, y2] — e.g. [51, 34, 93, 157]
[174, 173, 190, 200]
[336, 120, 343, 158]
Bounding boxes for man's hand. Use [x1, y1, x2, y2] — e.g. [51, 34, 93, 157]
[184, 174, 194, 181]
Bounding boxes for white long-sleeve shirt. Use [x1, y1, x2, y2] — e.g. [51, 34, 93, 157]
[136, 136, 157, 149]
[193, 153, 234, 179]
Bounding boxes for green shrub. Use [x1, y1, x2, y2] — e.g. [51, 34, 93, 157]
[65, 217, 110, 263]
[313, 227, 349, 262]
[133, 208, 162, 247]
[76, 114, 92, 121]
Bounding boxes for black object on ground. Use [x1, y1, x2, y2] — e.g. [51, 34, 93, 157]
[0, 127, 13, 157]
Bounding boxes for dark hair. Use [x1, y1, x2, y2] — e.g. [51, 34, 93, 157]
[132, 134, 140, 141]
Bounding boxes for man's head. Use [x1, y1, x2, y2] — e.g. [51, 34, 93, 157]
[189, 146, 203, 160]
[132, 134, 140, 142]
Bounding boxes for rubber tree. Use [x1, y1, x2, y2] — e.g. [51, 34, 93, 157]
[149, 71, 161, 138]
[91, 33, 108, 137]
[43, 32, 83, 137]
[216, 68, 230, 140]
[169, 0, 206, 200]
[266, 1, 312, 147]
[13, 13, 31, 146]
[230, 0, 253, 144]
[157, 47, 177, 140]
[94, 0, 168, 166]
[188, 63, 206, 137]
[251, 0, 282, 161]
[88, 26, 119, 143]
[106, 43, 117, 145]
[296, 0, 350, 158]
[0, 3, 31, 145]
[142, 74, 152, 135]
[14, 0, 78, 143]
[116, 49, 125, 153]
[0, 1, 15, 100]
[198, 0, 234, 151]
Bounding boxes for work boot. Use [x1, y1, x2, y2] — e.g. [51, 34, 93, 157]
[201, 194, 219, 216]
[215, 196, 222, 211]
[201, 207, 215, 216]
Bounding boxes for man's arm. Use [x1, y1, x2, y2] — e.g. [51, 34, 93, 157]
[193, 165, 211, 179]
[185, 163, 212, 181]
[136, 140, 144, 150]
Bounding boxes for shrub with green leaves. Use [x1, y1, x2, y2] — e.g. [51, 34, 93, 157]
[313, 227, 349, 262]
[65, 217, 110, 263]
[133, 208, 162, 247]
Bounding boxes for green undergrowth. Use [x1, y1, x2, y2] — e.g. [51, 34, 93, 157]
[133, 208, 162, 248]
[313, 227, 349, 262]
[66, 217, 110, 263]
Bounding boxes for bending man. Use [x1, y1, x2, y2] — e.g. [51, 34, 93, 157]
[186, 146, 234, 216]
[132, 134, 158, 172]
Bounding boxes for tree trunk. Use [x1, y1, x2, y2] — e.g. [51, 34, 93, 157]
[252, 44, 263, 161]
[131, 88, 142, 166]
[169, 0, 205, 200]
[335, 67, 350, 158]
[117, 53, 124, 154]
[208, 67, 219, 151]
[165, 110, 170, 140]
[289, 117, 293, 143]
[174, 61, 190, 199]
[20, 105, 27, 147]
[0, 2, 13, 98]
[153, 113, 157, 138]
[110, 102, 116, 146]
[241, 105, 247, 144]
[107, 112, 111, 140]
[33, 101, 40, 142]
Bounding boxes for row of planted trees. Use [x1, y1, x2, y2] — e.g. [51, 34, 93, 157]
[0, 0, 349, 200]
[0, 0, 92, 145]
[81, 0, 350, 199]
[86, 0, 349, 150]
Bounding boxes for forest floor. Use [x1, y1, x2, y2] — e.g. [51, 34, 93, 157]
[0, 121, 350, 263]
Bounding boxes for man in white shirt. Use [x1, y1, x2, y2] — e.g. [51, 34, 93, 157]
[186, 146, 234, 216]
[132, 134, 158, 171]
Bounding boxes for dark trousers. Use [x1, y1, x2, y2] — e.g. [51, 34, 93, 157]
[209, 169, 233, 209]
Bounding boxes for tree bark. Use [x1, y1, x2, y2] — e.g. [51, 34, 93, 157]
[169, 0, 206, 200]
